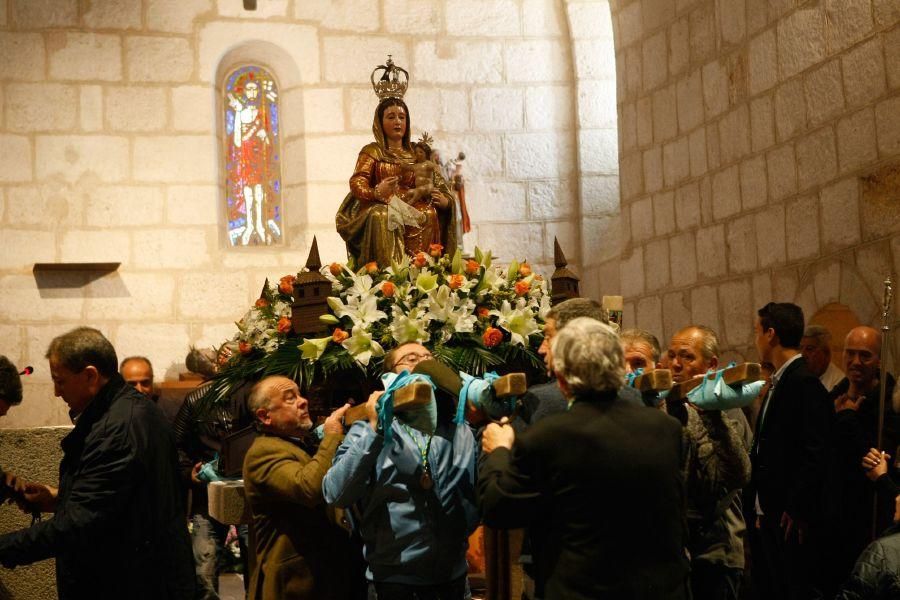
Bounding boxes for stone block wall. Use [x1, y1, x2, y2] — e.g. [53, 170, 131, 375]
[0, 427, 69, 599]
[607, 0, 900, 361]
[0, 0, 621, 428]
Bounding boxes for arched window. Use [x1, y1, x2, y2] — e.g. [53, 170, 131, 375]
[223, 65, 283, 246]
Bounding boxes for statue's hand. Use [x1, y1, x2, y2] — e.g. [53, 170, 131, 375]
[431, 189, 449, 210]
[375, 176, 399, 202]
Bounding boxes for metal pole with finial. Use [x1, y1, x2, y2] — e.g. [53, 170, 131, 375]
[877, 276, 893, 451]
[873, 275, 893, 540]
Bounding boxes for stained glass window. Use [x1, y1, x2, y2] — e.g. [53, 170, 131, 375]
[224, 65, 283, 246]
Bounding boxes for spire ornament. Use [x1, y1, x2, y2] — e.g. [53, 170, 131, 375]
[371, 55, 409, 101]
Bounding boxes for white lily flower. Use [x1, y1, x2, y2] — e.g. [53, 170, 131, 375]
[489, 299, 540, 346]
[346, 272, 376, 299]
[424, 287, 477, 334]
[390, 305, 431, 344]
[327, 296, 350, 320]
[341, 328, 384, 366]
[299, 337, 331, 361]
[342, 295, 388, 328]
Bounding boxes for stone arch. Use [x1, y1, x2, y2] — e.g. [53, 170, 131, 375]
[562, 0, 620, 300]
[213, 41, 307, 249]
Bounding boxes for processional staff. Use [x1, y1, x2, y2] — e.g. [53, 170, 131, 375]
[873, 275, 893, 541]
[877, 276, 894, 451]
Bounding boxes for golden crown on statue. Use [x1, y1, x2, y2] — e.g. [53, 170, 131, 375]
[371, 55, 409, 100]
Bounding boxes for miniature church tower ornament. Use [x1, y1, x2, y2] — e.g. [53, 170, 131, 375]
[291, 237, 331, 335]
[550, 237, 580, 305]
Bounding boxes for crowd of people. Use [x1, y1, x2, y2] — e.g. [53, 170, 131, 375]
[0, 299, 898, 600]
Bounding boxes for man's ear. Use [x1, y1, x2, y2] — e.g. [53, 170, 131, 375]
[709, 356, 719, 371]
[255, 407, 269, 427]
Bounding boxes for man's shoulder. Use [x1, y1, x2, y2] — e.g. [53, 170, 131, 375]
[247, 433, 302, 459]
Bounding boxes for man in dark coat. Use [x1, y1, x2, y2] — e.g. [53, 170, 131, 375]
[823, 326, 899, 595]
[835, 493, 900, 600]
[748, 303, 830, 599]
[0, 327, 194, 599]
[478, 317, 690, 600]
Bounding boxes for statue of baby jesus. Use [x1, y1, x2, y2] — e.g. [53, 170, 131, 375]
[403, 142, 440, 205]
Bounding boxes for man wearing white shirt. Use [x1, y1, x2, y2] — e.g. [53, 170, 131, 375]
[748, 303, 830, 599]
[800, 325, 845, 393]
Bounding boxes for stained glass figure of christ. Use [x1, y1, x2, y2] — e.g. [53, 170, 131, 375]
[224, 66, 283, 246]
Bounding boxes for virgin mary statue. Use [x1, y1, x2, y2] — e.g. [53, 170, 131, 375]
[335, 57, 457, 267]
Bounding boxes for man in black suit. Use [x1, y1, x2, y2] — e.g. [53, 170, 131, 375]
[749, 302, 830, 599]
[478, 317, 690, 600]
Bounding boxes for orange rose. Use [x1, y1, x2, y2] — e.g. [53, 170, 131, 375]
[332, 328, 350, 343]
[278, 275, 296, 295]
[365, 261, 379, 275]
[464, 259, 480, 275]
[254, 298, 269, 308]
[413, 252, 427, 268]
[429, 243, 444, 258]
[238, 341, 252, 355]
[381, 281, 396, 297]
[535, 274, 544, 282]
[329, 262, 343, 277]
[277, 316, 293, 334]
[477, 306, 490, 319]
[482, 327, 503, 348]
[448, 274, 464, 290]
[514, 280, 531, 296]
[518, 263, 532, 277]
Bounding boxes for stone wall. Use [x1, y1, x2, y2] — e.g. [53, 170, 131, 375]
[0, 0, 620, 428]
[607, 0, 900, 361]
[0, 427, 69, 600]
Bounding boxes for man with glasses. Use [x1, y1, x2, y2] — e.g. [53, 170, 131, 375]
[324, 342, 479, 600]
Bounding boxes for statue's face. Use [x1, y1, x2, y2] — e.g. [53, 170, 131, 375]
[245, 82, 259, 100]
[414, 145, 426, 162]
[382, 104, 407, 145]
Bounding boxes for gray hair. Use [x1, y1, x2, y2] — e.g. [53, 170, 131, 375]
[620, 328, 661, 363]
[546, 298, 607, 330]
[248, 378, 275, 416]
[551, 317, 625, 395]
[46, 327, 118, 378]
[675, 325, 719, 362]
[802, 325, 832, 346]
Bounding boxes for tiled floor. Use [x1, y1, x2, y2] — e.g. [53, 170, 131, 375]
[219, 573, 246, 600]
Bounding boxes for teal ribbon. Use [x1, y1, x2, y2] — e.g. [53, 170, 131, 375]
[459, 371, 514, 421]
[378, 370, 435, 444]
[624, 367, 645, 388]
[687, 362, 765, 410]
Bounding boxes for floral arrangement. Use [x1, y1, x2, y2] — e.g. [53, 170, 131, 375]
[205, 247, 549, 406]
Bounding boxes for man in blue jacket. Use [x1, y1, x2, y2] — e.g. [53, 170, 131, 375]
[323, 342, 479, 600]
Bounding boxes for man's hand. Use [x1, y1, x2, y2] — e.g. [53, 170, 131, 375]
[834, 393, 865, 412]
[323, 403, 351, 435]
[863, 448, 890, 482]
[366, 391, 383, 432]
[482, 418, 515, 454]
[190, 462, 203, 485]
[23, 483, 58, 514]
[780, 511, 807, 544]
[2, 471, 25, 498]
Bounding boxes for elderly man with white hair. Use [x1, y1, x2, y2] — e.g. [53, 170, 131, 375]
[478, 317, 690, 600]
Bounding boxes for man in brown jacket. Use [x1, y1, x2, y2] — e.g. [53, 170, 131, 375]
[242, 375, 364, 600]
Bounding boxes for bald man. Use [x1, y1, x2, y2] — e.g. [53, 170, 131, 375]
[822, 326, 899, 595]
[242, 376, 363, 600]
[665, 325, 751, 600]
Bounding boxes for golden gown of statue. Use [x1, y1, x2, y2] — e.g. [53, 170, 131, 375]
[336, 98, 457, 267]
